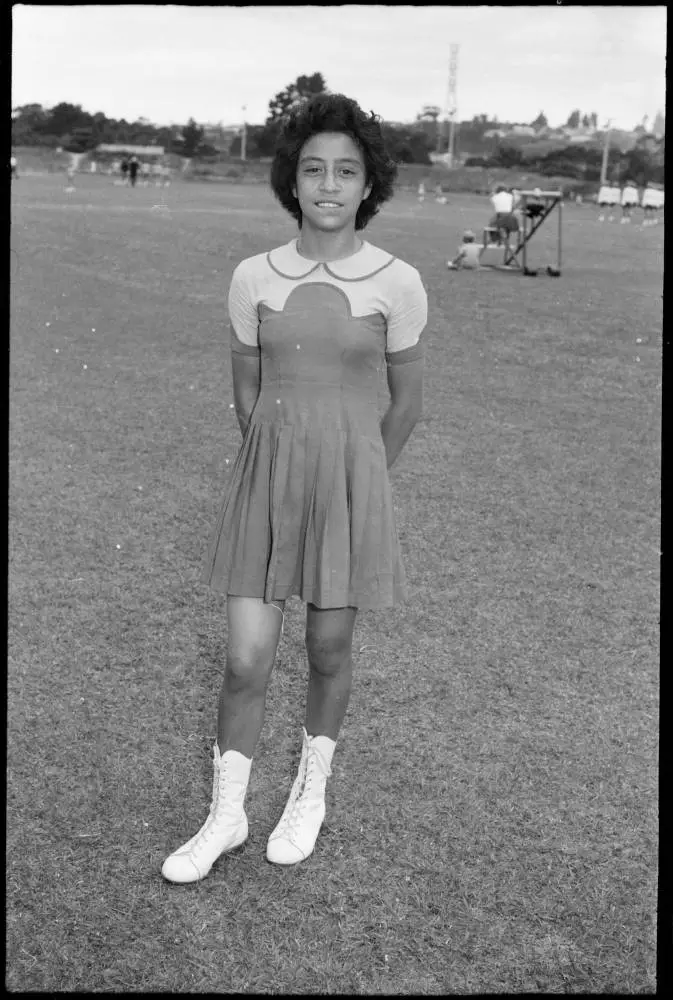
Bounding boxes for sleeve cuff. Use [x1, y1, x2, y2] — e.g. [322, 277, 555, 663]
[230, 328, 261, 356]
[385, 338, 424, 366]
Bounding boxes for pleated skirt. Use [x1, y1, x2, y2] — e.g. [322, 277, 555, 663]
[200, 386, 408, 610]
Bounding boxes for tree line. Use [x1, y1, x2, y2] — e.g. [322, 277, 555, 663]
[466, 133, 664, 186]
[10, 102, 212, 157]
[11, 73, 664, 184]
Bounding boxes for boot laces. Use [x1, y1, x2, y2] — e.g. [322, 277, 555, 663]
[189, 762, 242, 855]
[277, 747, 327, 838]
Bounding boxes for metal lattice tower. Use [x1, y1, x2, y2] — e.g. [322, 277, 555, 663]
[445, 43, 460, 166]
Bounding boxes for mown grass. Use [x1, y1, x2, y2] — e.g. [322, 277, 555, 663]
[8, 174, 660, 992]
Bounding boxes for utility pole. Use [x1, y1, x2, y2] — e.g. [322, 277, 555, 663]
[600, 118, 612, 185]
[445, 43, 460, 167]
[241, 106, 247, 162]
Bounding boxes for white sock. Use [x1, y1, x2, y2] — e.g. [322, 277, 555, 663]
[214, 745, 252, 781]
[304, 728, 336, 770]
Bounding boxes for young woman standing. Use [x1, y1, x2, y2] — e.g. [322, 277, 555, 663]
[162, 93, 427, 882]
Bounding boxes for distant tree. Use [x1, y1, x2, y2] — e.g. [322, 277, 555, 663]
[113, 119, 132, 143]
[180, 118, 205, 157]
[493, 142, 524, 167]
[11, 103, 50, 145]
[381, 123, 432, 164]
[256, 71, 328, 157]
[12, 103, 48, 128]
[90, 111, 113, 144]
[42, 102, 92, 136]
[565, 109, 581, 129]
[589, 112, 598, 130]
[61, 126, 97, 153]
[581, 113, 591, 128]
[531, 111, 548, 130]
[154, 126, 182, 153]
[266, 72, 328, 123]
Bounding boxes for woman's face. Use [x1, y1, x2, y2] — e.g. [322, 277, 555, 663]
[293, 131, 372, 233]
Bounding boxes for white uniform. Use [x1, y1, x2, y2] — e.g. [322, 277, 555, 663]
[598, 185, 618, 206]
[621, 185, 639, 207]
[647, 188, 664, 209]
[641, 186, 664, 224]
[491, 190, 515, 213]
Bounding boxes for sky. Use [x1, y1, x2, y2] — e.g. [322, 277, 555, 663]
[11, 5, 667, 131]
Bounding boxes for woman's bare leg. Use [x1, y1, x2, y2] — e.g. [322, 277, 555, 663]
[217, 597, 285, 758]
[303, 604, 357, 740]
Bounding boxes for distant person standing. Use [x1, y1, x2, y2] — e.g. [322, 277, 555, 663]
[620, 180, 639, 224]
[10, 154, 18, 179]
[121, 158, 130, 185]
[65, 161, 76, 193]
[140, 160, 151, 186]
[129, 155, 140, 187]
[488, 184, 519, 253]
[641, 183, 662, 226]
[597, 183, 619, 222]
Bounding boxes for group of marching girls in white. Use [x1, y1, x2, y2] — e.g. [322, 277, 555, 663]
[597, 180, 664, 225]
[161, 93, 427, 883]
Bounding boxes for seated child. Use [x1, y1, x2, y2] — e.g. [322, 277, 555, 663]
[447, 230, 483, 270]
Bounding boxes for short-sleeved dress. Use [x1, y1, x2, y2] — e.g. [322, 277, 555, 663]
[201, 238, 428, 611]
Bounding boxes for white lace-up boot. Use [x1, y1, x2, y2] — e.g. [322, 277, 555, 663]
[162, 745, 251, 883]
[266, 728, 335, 865]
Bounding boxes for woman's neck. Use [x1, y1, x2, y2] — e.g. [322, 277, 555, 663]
[296, 226, 363, 262]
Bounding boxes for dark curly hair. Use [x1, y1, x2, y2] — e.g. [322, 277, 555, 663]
[270, 93, 398, 230]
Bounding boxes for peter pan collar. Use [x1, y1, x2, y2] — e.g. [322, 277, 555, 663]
[267, 239, 395, 281]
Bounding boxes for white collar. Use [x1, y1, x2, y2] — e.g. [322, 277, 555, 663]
[267, 239, 395, 281]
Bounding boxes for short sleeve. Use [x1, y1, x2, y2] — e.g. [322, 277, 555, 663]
[228, 262, 260, 354]
[385, 263, 428, 366]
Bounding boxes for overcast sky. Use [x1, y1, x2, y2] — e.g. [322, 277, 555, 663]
[11, 5, 667, 130]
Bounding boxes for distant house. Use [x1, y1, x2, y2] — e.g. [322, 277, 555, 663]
[96, 143, 165, 157]
[509, 124, 537, 137]
[560, 126, 596, 141]
[202, 123, 241, 152]
[483, 128, 506, 139]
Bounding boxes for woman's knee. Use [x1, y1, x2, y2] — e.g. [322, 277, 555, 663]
[225, 597, 284, 691]
[224, 649, 273, 693]
[305, 613, 355, 676]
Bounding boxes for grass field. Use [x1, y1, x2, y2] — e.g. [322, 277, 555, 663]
[8, 174, 661, 993]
